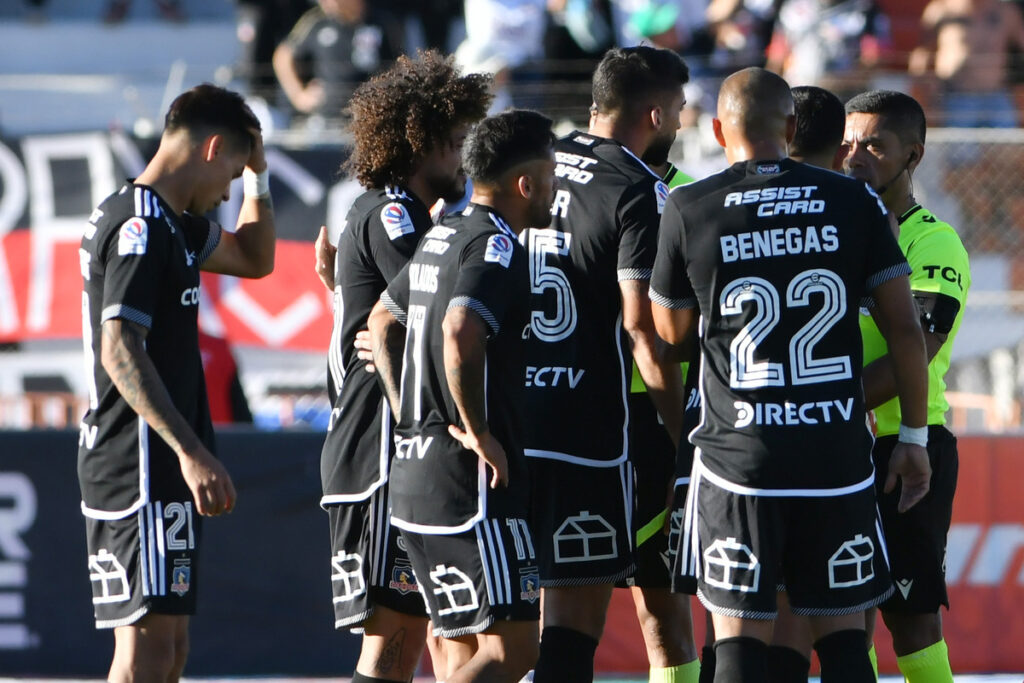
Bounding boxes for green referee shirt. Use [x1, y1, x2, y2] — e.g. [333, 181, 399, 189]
[632, 162, 696, 393]
[859, 204, 970, 436]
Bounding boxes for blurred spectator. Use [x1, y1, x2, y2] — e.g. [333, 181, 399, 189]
[401, 0, 464, 51]
[237, 0, 312, 100]
[541, 0, 613, 121]
[765, 0, 888, 94]
[23, 0, 47, 23]
[454, 0, 547, 111]
[273, 0, 396, 123]
[199, 330, 254, 425]
[909, 0, 1024, 127]
[103, 0, 185, 23]
[621, 0, 713, 56]
[705, 0, 778, 74]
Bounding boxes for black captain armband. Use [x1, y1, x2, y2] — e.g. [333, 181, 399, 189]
[913, 291, 961, 335]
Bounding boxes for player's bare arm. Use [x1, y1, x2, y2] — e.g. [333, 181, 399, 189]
[442, 306, 509, 489]
[621, 280, 685, 446]
[368, 300, 406, 418]
[100, 318, 236, 516]
[314, 224, 336, 291]
[864, 291, 953, 409]
[651, 302, 698, 353]
[870, 275, 932, 512]
[202, 127, 276, 278]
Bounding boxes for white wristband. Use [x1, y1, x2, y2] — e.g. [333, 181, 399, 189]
[898, 424, 928, 447]
[243, 168, 270, 198]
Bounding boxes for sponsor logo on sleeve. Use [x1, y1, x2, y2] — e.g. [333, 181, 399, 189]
[654, 180, 669, 214]
[484, 234, 514, 268]
[117, 217, 148, 256]
[380, 202, 416, 240]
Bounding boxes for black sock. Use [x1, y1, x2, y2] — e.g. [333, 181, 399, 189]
[714, 636, 768, 683]
[699, 645, 718, 683]
[532, 626, 599, 683]
[351, 672, 406, 683]
[815, 629, 874, 683]
[767, 645, 811, 683]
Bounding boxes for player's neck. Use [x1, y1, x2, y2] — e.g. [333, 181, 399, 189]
[588, 117, 647, 158]
[468, 191, 525, 236]
[405, 175, 439, 211]
[885, 190, 917, 218]
[725, 139, 788, 165]
[134, 159, 190, 216]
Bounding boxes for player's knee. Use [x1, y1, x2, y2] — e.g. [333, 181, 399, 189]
[480, 628, 538, 677]
[170, 629, 189, 678]
[880, 610, 942, 656]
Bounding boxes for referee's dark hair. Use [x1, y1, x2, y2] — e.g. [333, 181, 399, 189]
[845, 90, 927, 145]
[345, 50, 493, 188]
[791, 86, 846, 160]
[592, 46, 689, 117]
[164, 83, 260, 152]
[463, 110, 555, 186]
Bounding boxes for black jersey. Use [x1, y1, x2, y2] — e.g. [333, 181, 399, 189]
[321, 185, 432, 502]
[520, 131, 669, 466]
[78, 183, 221, 519]
[650, 159, 909, 492]
[382, 203, 530, 533]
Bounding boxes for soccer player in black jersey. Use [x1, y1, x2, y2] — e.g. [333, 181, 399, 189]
[519, 46, 696, 683]
[368, 109, 556, 683]
[844, 91, 970, 683]
[651, 68, 932, 683]
[78, 84, 275, 682]
[314, 51, 491, 683]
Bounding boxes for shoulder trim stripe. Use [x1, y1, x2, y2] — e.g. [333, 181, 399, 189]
[448, 296, 500, 336]
[866, 262, 913, 291]
[199, 222, 222, 265]
[649, 288, 697, 310]
[101, 304, 153, 329]
[617, 267, 653, 282]
[380, 291, 407, 326]
[619, 145, 661, 180]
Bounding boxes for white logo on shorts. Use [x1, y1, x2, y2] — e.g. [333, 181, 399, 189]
[553, 511, 617, 563]
[429, 564, 478, 616]
[704, 537, 760, 592]
[828, 534, 875, 588]
[89, 549, 130, 604]
[331, 550, 366, 602]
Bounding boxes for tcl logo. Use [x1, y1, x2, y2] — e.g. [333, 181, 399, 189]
[947, 523, 1024, 586]
[180, 286, 200, 306]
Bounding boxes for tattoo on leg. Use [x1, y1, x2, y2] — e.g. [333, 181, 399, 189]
[374, 627, 407, 675]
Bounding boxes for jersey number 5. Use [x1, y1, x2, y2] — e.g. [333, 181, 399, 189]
[721, 269, 852, 389]
[525, 229, 577, 342]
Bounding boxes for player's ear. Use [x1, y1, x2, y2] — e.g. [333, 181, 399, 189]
[831, 142, 850, 173]
[650, 104, 663, 130]
[517, 174, 531, 200]
[784, 113, 797, 145]
[712, 118, 726, 149]
[202, 134, 224, 163]
[908, 144, 924, 170]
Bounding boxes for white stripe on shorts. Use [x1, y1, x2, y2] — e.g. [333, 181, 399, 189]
[475, 525, 496, 606]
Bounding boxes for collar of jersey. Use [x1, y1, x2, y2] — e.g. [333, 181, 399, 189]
[464, 202, 514, 238]
[897, 203, 924, 226]
[125, 179, 179, 221]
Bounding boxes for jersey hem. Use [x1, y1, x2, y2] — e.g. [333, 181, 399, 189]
[95, 605, 150, 630]
[390, 508, 485, 535]
[523, 448, 627, 467]
[695, 453, 875, 497]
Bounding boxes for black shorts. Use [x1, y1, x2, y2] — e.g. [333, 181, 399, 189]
[327, 485, 427, 630]
[873, 426, 958, 614]
[621, 393, 675, 589]
[669, 476, 697, 595]
[529, 458, 635, 586]
[85, 497, 202, 629]
[401, 517, 540, 638]
[687, 457, 893, 619]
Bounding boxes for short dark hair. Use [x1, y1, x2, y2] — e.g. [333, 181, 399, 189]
[463, 110, 555, 186]
[345, 50, 492, 188]
[791, 85, 846, 158]
[845, 90, 927, 145]
[164, 83, 259, 151]
[592, 46, 689, 116]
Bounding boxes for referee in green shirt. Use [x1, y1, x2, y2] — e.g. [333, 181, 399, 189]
[844, 90, 970, 683]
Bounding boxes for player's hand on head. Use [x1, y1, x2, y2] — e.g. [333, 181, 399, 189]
[448, 425, 509, 488]
[179, 446, 237, 516]
[245, 125, 267, 174]
[885, 442, 931, 513]
[353, 329, 376, 373]
[315, 225, 337, 291]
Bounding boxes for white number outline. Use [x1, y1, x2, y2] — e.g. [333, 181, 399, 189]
[525, 229, 577, 342]
[720, 269, 851, 389]
[720, 277, 785, 388]
[404, 304, 428, 421]
[164, 502, 195, 551]
[787, 269, 852, 385]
